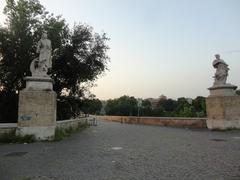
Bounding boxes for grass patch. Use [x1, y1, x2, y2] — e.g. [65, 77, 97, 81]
[0, 130, 35, 144]
[54, 123, 89, 141]
[0, 123, 89, 143]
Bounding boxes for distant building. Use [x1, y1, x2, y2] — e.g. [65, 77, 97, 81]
[159, 94, 167, 100]
[146, 98, 158, 109]
[146, 95, 167, 109]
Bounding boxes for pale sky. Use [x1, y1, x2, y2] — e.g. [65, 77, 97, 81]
[1, 0, 240, 100]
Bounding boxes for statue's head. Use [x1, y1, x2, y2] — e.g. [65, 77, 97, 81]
[42, 31, 48, 39]
[215, 54, 220, 60]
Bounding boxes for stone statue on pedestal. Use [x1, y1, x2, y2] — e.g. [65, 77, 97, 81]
[18, 30, 56, 140]
[212, 54, 229, 86]
[30, 32, 52, 77]
[25, 31, 53, 91]
[206, 54, 240, 130]
[208, 54, 237, 96]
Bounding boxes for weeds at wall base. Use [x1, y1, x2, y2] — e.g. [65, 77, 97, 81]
[0, 123, 89, 143]
[53, 123, 89, 141]
[0, 130, 35, 144]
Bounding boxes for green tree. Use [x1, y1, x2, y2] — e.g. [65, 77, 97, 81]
[0, 91, 18, 123]
[0, 0, 109, 122]
[105, 95, 138, 116]
[178, 106, 195, 117]
[192, 96, 206, 117]
[105, 99, 118, 115]
[152, 106, 165, 117]
[157, 98, 177, 116]
[81, 98, 102, 115]
[141, 99, 152, 116]
[57, 96, 81, 120]
[104, 96, 207, 118]
[175, 97, 189, 115]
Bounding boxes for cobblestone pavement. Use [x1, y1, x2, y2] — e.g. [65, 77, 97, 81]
[0, 120, 240, 180]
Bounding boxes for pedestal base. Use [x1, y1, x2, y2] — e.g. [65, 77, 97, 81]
[17, 126, 56, 140]
[206, 96, 240, 130]
[206, 119, 240, 130]
[208, 84, 237, 96]
[24, 76, 53, 91]
[18, 90, 56, 140]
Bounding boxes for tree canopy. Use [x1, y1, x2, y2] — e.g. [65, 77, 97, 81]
[0, 0, 109, 122]
[0, 0, 109, 96]
[105, 96, 206, 118]
[105, 95, 138, 116]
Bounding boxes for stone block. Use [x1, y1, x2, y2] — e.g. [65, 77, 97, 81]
[208, 84, 237, 96]
[206, 96, 240, 130]
[24, 76, 53, 91]
[17, 90, 56, 140]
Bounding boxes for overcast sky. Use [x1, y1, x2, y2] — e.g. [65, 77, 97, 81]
[1, 0, 240, 100]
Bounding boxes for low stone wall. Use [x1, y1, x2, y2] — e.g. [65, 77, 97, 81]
[0, 117, 94, 135]
[97, 116, 207, 129]
[56, 117, 91, 130]
[0, 123, 17, 134]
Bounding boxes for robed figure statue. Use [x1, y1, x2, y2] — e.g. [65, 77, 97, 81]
[30, 32, 52, 76]
[212, 54, 229, 86]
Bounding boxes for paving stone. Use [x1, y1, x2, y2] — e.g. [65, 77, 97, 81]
[0, 120, 240, 180]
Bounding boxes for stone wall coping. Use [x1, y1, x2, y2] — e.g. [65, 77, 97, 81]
[97, 116, 207, 128]
[0, 123, 17, 128]
[97, 116, 207, 120]
[208, 84, 237, 90]
[57, 117, 88, 124]
[0, 117, 90, 129]
[0, 116, 206, 130]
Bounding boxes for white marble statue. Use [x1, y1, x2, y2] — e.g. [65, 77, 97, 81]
[212, 54, 229, 86]
[30, 32, 52, 76]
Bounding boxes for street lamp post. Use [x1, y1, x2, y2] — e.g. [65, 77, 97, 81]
[137, 98, 142, 117]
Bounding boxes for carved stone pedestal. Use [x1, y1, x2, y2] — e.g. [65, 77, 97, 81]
[206, 54, 240, 130]
[208, 84, 237, 96]
[17, 78, 56, 140]
[206, 85, 240, 130]
[16, 32, 56, 140]
[25, 76, 53, 91]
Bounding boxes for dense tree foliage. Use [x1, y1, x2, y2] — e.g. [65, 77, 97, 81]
[105, 95, 138, 116]
[0, 0, 109, 122]
[81, 98, 102, 115]
[57, 96, 102, 120]
[141, 99, 152, 116]
[105, 96, 206, 118]
[0, 91, 18, 122]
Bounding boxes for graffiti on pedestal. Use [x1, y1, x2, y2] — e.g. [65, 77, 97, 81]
[19, 115, 32, 121]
